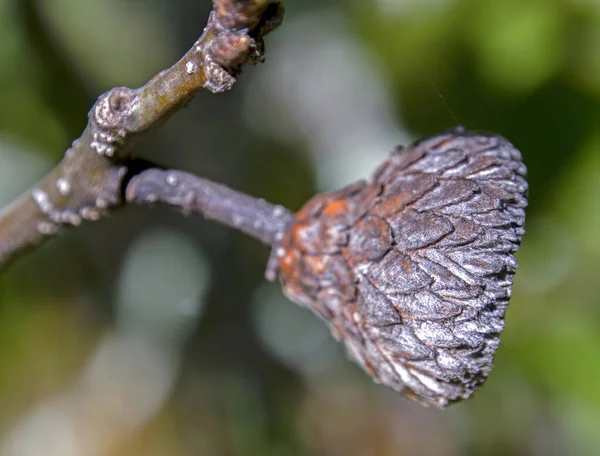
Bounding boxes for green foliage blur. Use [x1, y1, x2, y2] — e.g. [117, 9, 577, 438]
[0, 0, 599, 455]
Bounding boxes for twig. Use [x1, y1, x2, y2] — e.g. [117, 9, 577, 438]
[125, 169, 293, 245]
[0, 0, 285, 267]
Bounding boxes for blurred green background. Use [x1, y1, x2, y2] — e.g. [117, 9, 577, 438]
[0, 0, 599, 455]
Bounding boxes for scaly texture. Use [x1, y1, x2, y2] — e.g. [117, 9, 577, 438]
[274, 127, 528, 407]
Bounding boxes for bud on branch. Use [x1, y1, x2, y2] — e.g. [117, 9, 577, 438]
[0, 1, 527, 408]
[270, 128, 527, 407]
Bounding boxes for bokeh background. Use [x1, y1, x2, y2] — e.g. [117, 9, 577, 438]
[0, 0, 599, 455]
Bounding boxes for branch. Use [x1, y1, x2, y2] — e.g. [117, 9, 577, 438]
[125, 168, 293, 246]
[0, 0, 285, 267]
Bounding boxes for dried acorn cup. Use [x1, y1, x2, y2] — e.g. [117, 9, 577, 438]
[268, 128, 528, 407]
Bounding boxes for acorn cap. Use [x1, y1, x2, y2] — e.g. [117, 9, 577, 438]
[272, 128, 528, 407]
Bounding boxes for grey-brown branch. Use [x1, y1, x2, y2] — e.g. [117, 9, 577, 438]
[126, 169, 293, 245]
[0, 0, 285, 267]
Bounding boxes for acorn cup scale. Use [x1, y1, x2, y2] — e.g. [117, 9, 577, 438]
[269, 128, 528, 407]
